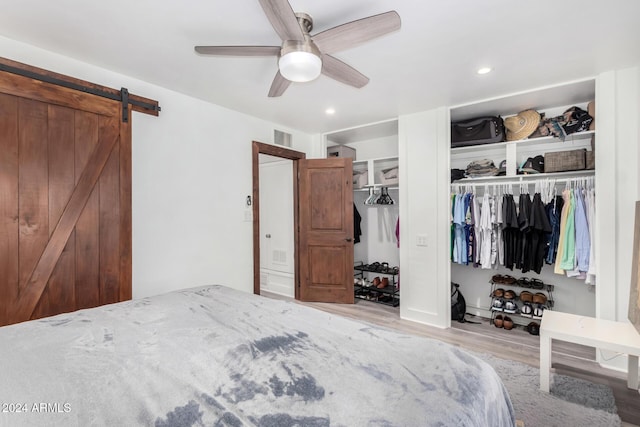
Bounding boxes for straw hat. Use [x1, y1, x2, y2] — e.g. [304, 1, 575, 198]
[504, 109, 541, 141]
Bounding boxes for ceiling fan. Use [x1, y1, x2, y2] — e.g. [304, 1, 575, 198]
[194, 0, 401, 97]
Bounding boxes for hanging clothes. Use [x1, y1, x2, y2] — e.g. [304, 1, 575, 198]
[527, 192, 552, 274]
[502, 194, 520, 270]
[554, 189, 571, 275]
[516, 192, 532, 271]
[479, 192, 493, 269]
[354, 203, 362, 244]
[545, 195, 564, 264]
[574, 187, 591, 273]
[559, 190, 577, 271]
[585, 187, 597, 284]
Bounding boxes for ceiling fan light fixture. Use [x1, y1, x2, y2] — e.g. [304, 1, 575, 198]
[279, 40, 322, 83]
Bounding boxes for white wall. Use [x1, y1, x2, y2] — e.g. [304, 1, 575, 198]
[398, 108, 450, 327]
[596, 67, 640, 372]
[0, 36, 315, 299]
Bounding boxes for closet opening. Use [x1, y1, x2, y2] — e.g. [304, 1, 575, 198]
[324, 119, 401, 313]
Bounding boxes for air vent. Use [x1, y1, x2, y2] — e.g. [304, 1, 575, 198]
[274, 129, 292, 147]
[272, 249, 287, 265]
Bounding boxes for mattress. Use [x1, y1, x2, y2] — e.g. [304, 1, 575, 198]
[0, 285, 515, 426]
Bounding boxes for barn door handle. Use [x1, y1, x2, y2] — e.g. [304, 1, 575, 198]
[345, 238, 353, 242]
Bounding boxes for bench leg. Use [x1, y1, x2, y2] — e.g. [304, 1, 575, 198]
[540, 334, 552, 392]
[628, 355, 639, 390]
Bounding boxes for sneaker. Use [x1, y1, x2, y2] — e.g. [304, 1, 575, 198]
[533, 304, 546, 319]
[492, 298, 504, 311]
[521, 302, 533, 317]
[503, 300, 518, 313]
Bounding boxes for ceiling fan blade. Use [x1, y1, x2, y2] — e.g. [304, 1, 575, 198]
[268, 70, 292, 97]
[321, 55, 369, 88]
[312, 11, 401, 54]
[258, 0, 304, 42]
[195, 46, 280, 56]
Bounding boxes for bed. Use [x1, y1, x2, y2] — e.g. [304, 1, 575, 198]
[0, 285, 515, 426]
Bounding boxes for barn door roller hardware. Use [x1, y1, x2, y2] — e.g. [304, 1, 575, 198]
[0, 59, 160, 122]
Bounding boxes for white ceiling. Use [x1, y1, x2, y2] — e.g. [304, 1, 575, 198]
[0, 0, 639, 134]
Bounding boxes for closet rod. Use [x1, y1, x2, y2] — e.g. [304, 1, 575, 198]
[451, 176, 594, 189]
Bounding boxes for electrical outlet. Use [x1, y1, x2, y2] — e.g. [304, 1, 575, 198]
[416, 234, 428, 247]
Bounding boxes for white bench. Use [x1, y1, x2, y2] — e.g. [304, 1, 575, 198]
[539, 310, 640, 392]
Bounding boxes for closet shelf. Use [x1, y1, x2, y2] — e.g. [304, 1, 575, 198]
[450, 130, 595, 154]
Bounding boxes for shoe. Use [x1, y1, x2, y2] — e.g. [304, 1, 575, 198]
[503, 316, 514, 330]
[530, 278, 545, 290]
[492, 288, 505, 298]
[533, 304, 546, 319]
[503, 289, 516, 300]
[502, 275, 517, 285]
[494, 314, 504, 328]
[491, 298, 504, 311]
[521, 302, 533, 316]
[378, 277, 389, 289]
[503, 300, 518, 314]
[527, 322, 540, 336]
[532, 292, 547, 305]
[519, 291, 533, 303]
[516, 277, 531, 288]
[372, 277, 381, 287]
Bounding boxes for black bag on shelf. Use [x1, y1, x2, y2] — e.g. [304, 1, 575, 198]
[451, 116, 505, 147]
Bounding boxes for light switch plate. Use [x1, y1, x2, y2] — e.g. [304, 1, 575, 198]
[416, 234, 428, 246]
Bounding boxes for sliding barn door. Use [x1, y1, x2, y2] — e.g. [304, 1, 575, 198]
[0, 71, 131, 326]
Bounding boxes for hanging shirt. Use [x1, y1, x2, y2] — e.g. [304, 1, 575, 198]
[545, 195, 564, 265]
[517, 193, 532, 271]
[574, 187, 591, 273]
[585, 187, 597, 284]
[495, 193, 504, 266]
[480, 192, 493, 268]
[502, 194, 520, 270]
[554, 189, 571, 275]
[453, 194, 467, 264]
[527, 192, 552, 274]
[559, 190, 577, 271]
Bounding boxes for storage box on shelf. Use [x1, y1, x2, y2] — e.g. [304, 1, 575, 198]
[327, 145, 356, 159]
[354, 261, 399, 307]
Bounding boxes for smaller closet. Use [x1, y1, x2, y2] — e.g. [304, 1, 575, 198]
[325, 120, 400, 307]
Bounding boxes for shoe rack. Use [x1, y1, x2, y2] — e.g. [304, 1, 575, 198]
[489, 275, 554, 334]
[354, 261, 400, 307]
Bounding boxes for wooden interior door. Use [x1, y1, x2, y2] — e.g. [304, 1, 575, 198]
[0, 70, 132, 326]
[298, 158, 354, 303]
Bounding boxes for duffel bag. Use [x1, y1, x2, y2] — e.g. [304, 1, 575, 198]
[451, 116, 505, 147]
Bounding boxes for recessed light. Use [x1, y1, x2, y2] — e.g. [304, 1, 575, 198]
[477, 67, 492, 75]
[325, 108, 336, 115]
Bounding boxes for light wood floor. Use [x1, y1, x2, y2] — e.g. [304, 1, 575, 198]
[263, 292, 640, 427]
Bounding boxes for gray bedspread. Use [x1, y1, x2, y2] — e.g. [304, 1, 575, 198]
[0, 285, 515, 427]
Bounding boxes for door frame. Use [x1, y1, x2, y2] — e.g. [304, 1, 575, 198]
[252, 141, 305, 298]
